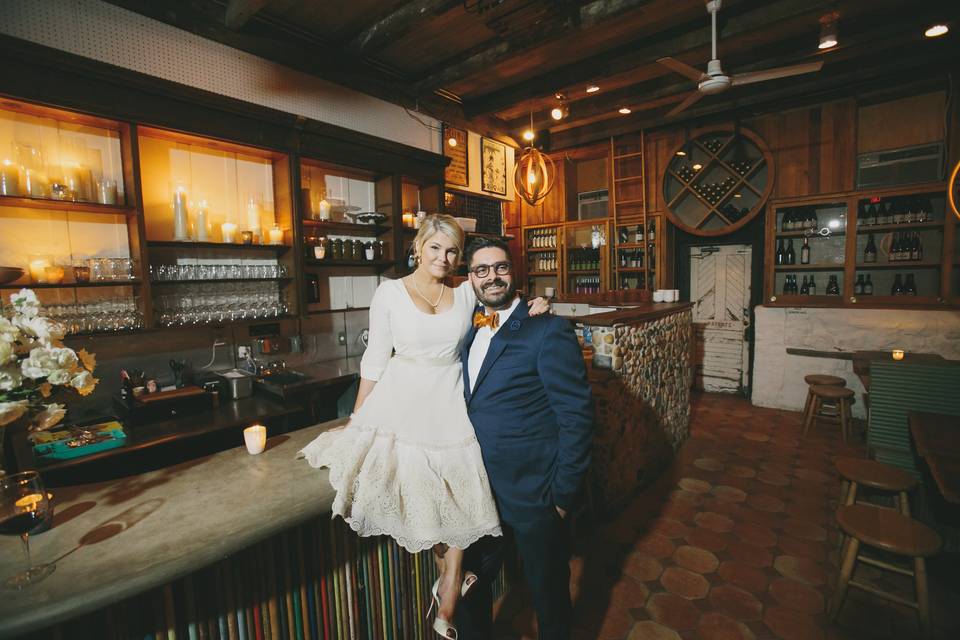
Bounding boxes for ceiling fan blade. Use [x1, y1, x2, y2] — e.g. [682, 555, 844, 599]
[666, 90, 706, 117]
[730, 61, 824, 87]
[657, 57, 706, 82]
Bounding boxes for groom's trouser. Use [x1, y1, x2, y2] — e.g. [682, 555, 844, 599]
[457, 510, 572, 640]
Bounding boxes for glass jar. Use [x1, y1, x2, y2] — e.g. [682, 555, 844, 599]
[364, 242, 374, 260]
[377, 240, 387, 260]
[352, 238, 364, 261]
[332, 238, 343, 261]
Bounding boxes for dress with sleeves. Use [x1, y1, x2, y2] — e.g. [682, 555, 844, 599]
[298, 279, 501, 552]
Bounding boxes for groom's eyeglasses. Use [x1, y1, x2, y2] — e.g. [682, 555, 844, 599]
[469, 262, 512, 278]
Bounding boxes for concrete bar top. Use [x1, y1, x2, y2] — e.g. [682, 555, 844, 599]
[0, 419, 344, 638]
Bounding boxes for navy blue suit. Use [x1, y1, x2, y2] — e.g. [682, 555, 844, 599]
[458, 299, 593, 639]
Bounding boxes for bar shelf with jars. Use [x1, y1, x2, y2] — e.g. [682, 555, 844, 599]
[524, 224, 560, 296]
[0, 98, 146, 334]
[137, 126, 296, 325]
[765, 184, 954, 308]
[563, 221, 608, 296]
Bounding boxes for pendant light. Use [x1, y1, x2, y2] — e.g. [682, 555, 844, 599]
[514, 111, 555, 206]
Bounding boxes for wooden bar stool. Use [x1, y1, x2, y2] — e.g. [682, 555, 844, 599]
[802, 374, 846, 421]
[835, 457, 917, 515]
[804, 384, 854, 442]
[831, 504, 942, 637]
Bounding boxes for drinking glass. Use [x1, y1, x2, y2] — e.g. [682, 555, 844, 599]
[1, 471, 55, 589]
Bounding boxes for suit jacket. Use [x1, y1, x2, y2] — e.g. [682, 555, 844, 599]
[461, 299, 593, 522]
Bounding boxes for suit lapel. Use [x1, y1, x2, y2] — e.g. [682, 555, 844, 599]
[469, 299, 528, 401]
[461, 309, 481, 402]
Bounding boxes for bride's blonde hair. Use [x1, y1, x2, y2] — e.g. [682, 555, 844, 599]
[412, 214, 465, 266]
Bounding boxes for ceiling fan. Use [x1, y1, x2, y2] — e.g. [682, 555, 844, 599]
[657, 0, 824, 117]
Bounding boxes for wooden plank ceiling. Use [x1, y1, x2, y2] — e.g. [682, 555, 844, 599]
[106, 0, 959, 150]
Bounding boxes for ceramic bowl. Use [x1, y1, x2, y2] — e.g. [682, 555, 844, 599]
[0, 266, 25, 285]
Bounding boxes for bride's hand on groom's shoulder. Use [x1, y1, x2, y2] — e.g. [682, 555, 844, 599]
[527, 296, 551, 316]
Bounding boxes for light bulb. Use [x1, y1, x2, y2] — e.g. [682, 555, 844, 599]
[522, 129, 535, 142]
[925, 24, 948, 38]
[586, 85, 600, 93]
[618, 107, 631, 115]
[528, 170, 538, 185]
[447, 136, 458, 147]
[551, 106, 564, 120]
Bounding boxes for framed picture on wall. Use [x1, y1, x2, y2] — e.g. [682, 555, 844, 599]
[481, 137, 507, 196]
[444, 127, 468, 188]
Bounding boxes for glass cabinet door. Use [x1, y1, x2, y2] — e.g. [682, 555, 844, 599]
[771, 202, 846, 302]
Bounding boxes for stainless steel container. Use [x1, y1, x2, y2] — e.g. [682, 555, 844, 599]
[217, 369, 253, 399]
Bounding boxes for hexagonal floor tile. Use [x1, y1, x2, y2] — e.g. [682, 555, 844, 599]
[673, 545, 719, 574]
[697, 612, 756, 640]
[708, 584, 764, 621]
[694, 511, 735, 533]
[645, 593, 702, 631]
[660, 566, 710, 599]
[769, 577, 825, 614]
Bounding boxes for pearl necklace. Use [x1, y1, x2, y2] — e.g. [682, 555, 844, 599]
[411, 275, 445, 309]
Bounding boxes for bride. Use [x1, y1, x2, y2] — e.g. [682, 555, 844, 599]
[299, 214, 549, 638]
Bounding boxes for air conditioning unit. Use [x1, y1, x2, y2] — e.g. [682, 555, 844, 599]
[856, 143, 943, 189]
[577, 189, 609, 220]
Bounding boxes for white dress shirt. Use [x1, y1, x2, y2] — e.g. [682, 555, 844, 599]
[468, 296, 521, 393]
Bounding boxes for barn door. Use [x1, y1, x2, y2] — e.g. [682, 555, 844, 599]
[690, 245, 752, 393]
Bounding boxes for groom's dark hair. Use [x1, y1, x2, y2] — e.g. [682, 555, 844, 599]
[464, 236, 512, 268]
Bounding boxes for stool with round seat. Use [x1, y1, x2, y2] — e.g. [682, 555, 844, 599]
[835, 457, 918, 515]
[802, 374, 846, 425]
[831, 504, 942, 637]
[804, 384, 855, 442]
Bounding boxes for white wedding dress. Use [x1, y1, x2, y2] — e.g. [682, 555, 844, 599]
[299, 279, 502, 552]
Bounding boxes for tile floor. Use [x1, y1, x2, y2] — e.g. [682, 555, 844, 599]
[493, 391, 960, 639]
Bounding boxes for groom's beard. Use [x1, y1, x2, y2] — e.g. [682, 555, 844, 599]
[474, 277, 516, 309]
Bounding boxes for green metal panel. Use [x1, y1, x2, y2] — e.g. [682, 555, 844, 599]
[868, 361, 960, 476]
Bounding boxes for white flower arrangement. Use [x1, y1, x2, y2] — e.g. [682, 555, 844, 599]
[0, 289, 98, 431]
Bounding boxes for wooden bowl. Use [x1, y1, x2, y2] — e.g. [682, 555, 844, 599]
[0, 266, 25, 285]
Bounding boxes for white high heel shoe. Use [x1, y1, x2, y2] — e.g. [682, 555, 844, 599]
[426, 571, 479, 639]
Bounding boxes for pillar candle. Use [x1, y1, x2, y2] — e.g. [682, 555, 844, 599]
[221, 222, 237, 244]
[28, 256, 52, 283]
[318, 198, 331, 221]
[268, 225, 283, 245]
[173, 189, 190, 240]
[0, 160, 20, 196]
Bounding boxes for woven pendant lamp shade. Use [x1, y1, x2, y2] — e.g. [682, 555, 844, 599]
[514, 146, 555, 206]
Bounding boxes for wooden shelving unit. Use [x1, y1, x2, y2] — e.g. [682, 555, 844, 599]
[765, 182, 956, 308]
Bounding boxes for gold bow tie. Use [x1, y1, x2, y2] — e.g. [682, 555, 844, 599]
[473, 311, 500, 330]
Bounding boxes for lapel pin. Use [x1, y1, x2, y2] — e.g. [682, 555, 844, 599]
[509, 319, 522, 331]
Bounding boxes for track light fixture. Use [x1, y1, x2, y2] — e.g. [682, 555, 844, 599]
[550, 93, 569, 121]
[818, 12, 839, 50]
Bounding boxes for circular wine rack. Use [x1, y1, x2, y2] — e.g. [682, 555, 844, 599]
[949, 158, 960, 220]
[662, 126, 774, 236]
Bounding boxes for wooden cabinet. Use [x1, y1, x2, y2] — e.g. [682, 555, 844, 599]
[764, 182, 956, 308]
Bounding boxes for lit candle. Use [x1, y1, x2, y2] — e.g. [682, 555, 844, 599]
[318, 198, 331, 221]
[402, 212, 415, 228]
[221, 222, 237, 243]
[28, 256, 52, 283]
[195, 201, 209, 241]
[172, 188, 190, 240]
[244, 424, 267, 455]
[0, 159, 20, 196]
[246, 198, 261, 242]
[268, 225, 284, 245]
[44, 265, 65, 285]
[892, 349, 905, 361]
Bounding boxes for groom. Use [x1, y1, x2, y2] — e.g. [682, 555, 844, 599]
[458, 237, 593, 639]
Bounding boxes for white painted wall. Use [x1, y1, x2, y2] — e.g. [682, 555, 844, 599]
[0, 0, 441, 153]
[752, 306, 960, 419]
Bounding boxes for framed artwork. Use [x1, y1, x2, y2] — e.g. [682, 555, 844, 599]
[480, 137, 507, 196]
[444, 127, 468, 188]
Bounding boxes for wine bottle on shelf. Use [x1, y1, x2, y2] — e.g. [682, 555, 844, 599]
[904, 273, 917, 296]
[800, 237, 810, 265]
[857, 201, 865, 227]
[800, 275, 809, 295]
[635, 225, 643, 243]
[775, 239, 785, 266]
[826, 275, 840, 296]
[853, 274, 864, 295]
[891, 274, 904, 296]
[863, 233, 877, 263]
[808, 275, 817, 296]
[863, 274, 873, 295]
[785, 239, 796, 265]
[889, 233, 900, 262]
[910, 233, 921, 261]
[648, 219, 656, 240]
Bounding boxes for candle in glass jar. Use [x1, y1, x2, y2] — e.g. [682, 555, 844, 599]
[98, 178, 118, 205]
[241, 230, 254, 245]
[402, 212, 415, 228]
[318, 198, 331, 221]
[28, 256, 52, 283]
[44, 265, 65, 285]
[268, 225, 283, 245]
[221, 222, 237, 243]
[195, 202, 209, 241]
[0, 159, 20, 196]
[892, 349, 905, 361]
[172, 188, 190, 240]
[246, 198, 261, 241]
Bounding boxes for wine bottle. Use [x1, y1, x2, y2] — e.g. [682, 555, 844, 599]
[890, 232, 900, 262]
[910, 233, 920, 261]
[826, 275, 840, 296]
[806, 275, 816, 295]
[800, 237, 810, 265]
[785, 239, 796, 265]
[891, 273, 904, 296]
[800, 275, 809, 295]
[648, 220, 656, 240]
[854, 274, 864, 295]
[915, 232, 923, 261]
[775, 239, 785, 266]
[864, 233, 877, 263]
[904, 273, 917, 296]
[863, 274, 873, 295]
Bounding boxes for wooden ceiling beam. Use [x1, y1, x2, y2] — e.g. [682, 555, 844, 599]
[462, 0, 843, 118]
[224, 0, 268, 30]
[412, 0, 674, 95]
[346, 0, 463, 56]
[549, 41, 958, 149]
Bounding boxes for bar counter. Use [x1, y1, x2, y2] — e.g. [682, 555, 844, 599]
[0, 421, 342, 638]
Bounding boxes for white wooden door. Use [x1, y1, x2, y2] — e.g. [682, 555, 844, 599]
[690, 245, 752, 393]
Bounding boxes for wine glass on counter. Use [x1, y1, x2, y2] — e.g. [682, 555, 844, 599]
[1, 471, 55, 589]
